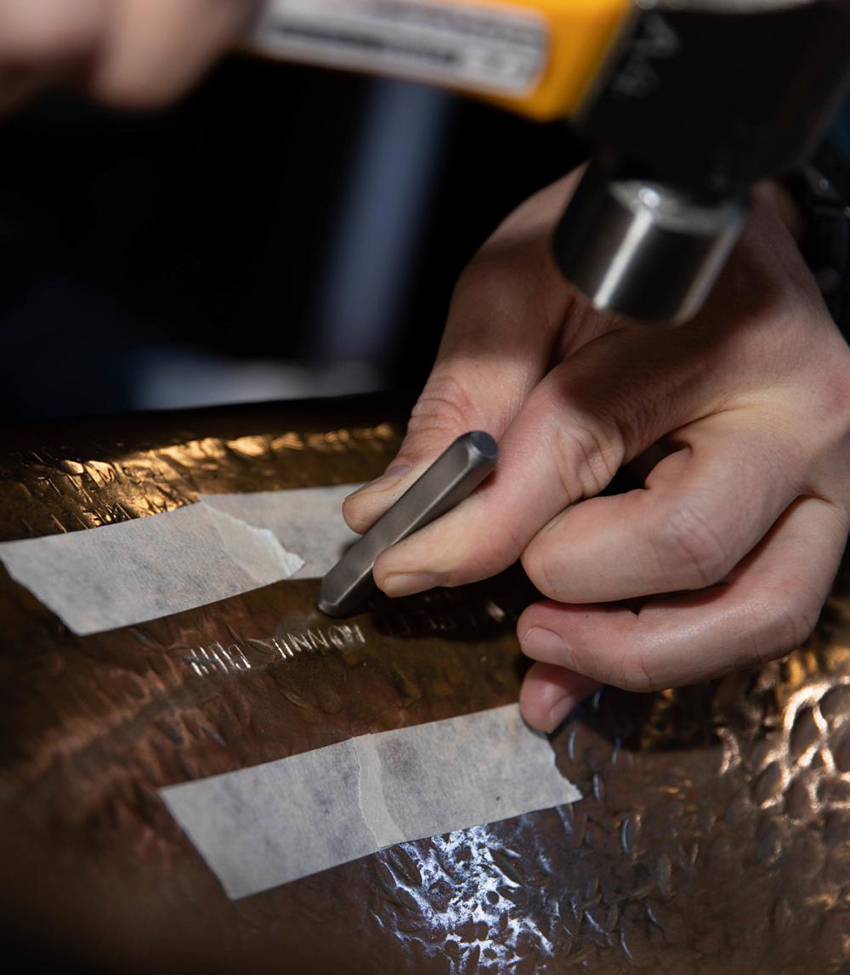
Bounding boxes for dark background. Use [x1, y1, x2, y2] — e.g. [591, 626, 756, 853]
[0, 53, 583, 422]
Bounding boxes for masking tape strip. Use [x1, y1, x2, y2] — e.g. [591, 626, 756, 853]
[161, 703, 581, 899]
[198, 486, 359, 580]
[0, 485, 361, 635]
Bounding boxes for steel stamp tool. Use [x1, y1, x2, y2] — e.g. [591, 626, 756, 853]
[318, 431, 498, 617]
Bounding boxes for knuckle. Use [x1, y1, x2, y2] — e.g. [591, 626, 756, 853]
[403, 373, 478, 456]
[652, 500, 732, 590]
[551, 415, 623, 502]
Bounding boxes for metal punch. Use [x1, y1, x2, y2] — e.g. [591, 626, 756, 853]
[318, 431, 498, 617]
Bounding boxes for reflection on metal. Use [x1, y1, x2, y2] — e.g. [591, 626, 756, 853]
[0, 416, 398, 538]
[384, 826, 558, 972]
[1, 394, 849, 973]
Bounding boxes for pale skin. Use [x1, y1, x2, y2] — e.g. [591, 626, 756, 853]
[0, 0, 259, 111]
[346, 175, 850, 730]
[4, 1, 850, 732]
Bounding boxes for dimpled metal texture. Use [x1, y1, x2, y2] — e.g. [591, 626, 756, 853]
[0, 394, 849, 974]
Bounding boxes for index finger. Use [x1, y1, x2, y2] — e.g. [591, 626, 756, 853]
[343, 174, 581, 534]
[90, 0, 256, 106]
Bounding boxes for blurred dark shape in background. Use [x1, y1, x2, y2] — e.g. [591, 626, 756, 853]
[0, 54, 583, 422]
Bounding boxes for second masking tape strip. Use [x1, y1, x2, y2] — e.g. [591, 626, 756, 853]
[160, 703, 581, 899]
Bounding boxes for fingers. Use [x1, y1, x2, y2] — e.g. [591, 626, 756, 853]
[519, 496, 848, 692]
[371, 319, 729, 598]
[519, 662, 600, 733]
[348, 183, 819, 544]
[0, 0, 251, 110]
[91, 0, 256, 106]
[343, 174, 581, 534]
[0, 0, 104, 63]
[522, 410, 806, 603]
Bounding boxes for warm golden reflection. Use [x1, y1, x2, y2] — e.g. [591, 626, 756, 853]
[0, 416, 403, 538]
[0, 398, 848, 973]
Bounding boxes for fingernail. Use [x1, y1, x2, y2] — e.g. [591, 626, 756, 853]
[547, 694, 577, 733]
[520, 627, 572, 666]
[348, 462, 411, 500]
[380, 571, 442, 597]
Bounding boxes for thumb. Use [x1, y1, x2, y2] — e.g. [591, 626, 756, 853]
[343, 174, 580, 534]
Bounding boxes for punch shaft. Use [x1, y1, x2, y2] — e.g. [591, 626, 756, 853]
[318, 431, 498, 617]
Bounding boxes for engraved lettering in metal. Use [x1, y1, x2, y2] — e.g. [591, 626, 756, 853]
[185, 624, 368, 677]
[185, 642, 253, 677]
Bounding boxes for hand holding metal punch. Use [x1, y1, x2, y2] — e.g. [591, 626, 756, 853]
[318, 431, 498, 617]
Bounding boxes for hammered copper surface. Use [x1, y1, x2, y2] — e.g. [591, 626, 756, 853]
[1, 395, 849, 974]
